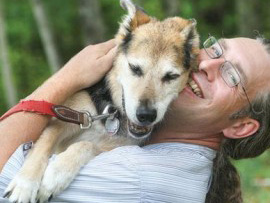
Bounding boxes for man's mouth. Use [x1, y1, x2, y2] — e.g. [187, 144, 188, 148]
[188, 78, 203, 98]
[127, 119, 153, 139]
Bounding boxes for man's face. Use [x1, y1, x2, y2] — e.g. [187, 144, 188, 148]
[161, 38, 270, 137]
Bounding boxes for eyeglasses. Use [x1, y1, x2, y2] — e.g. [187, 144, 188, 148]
[203, 34, 254, 112]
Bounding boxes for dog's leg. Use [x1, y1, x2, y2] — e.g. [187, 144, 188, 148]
[36, 141, 101, 202]
[4, 120, 73, 203]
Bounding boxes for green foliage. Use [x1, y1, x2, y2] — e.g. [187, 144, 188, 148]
[141, 0, 165, 19]
[235, 150, 270, 202]
[101, 0, 125, 38]
[44, 0, 84, 61]
[0, 0, 51, 114]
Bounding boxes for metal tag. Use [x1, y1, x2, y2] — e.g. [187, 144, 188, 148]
[105, 117, 120, 136]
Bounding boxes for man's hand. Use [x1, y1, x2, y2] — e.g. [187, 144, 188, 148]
[26, 39, 117, 102]
[60, 39, 117, 91]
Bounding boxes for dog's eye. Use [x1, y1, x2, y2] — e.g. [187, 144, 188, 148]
[162, 73, 180, 82]
[129, 63, 143, 76]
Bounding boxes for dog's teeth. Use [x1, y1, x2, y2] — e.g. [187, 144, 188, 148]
[128, 120, 151, 135]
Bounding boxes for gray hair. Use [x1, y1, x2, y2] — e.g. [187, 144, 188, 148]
[206, 38, 270, 203]
[225, 91, 270, 159]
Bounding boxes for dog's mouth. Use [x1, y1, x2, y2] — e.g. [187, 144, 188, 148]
[127, 119, 153, 139]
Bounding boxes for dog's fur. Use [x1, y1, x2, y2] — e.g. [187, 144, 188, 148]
[5, 0, 199, 202]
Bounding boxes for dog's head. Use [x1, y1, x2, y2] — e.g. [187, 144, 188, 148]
[113, 0, 200, 140]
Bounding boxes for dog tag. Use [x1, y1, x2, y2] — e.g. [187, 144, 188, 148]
[105, 117, 120, 136]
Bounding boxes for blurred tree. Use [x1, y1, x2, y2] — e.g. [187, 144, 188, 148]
[0, 0, 17, 107]
[79, 0, 106, 45]
[30, 0, 62, 74]
[236, 0, 261, 37]
[161, 0, 180, 16]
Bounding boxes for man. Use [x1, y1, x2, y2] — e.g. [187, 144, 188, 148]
[0, 36, 270, 203]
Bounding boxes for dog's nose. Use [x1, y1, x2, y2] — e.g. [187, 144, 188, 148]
[136, 106, 157, 124]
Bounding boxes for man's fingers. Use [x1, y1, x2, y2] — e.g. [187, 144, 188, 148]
[105, 46, 118, 58]
[101, 39, 116, 48]
[98, 46, 118, 71]
[97, 39, 117, 54]
[102, 45, 118, 61]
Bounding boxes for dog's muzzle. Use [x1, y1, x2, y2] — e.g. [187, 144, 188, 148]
[127, 102, 156, 139]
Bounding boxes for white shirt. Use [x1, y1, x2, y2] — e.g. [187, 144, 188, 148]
[0, 142, 215, 203]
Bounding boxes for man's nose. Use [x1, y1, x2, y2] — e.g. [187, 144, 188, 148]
[198, 57, 224, 82]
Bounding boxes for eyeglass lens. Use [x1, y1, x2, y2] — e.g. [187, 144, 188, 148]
[220, 62, 241, 88]
[203, 36, 223, 59]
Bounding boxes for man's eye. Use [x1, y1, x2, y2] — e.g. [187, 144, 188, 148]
[129, 63, 143, 76]
[228, 73, 239, 86]
[162, 73, 180, 82]
[224, 70, 240, 87]
[210, 46, 222, 58]
[220, 62, 241, 88]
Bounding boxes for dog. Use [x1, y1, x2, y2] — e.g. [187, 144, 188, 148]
[4, 0, 200, 202]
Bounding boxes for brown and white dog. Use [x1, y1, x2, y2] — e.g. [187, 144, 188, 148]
[4, 0, 199, 202]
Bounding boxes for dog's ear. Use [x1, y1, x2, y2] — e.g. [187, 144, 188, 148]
[180, 19, 197, 38]
[117, 0, 151, 41]
[180, 19, 200, 71]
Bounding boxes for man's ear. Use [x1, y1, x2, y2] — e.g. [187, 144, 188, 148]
[223, 118, 260, 139]
[116, 0, 151, 41]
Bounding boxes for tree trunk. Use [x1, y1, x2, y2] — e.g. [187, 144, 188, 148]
[79, 0, 106, 45]
[161, 0, 181, 16]
[30, 0, 61, 74]
[236, 0, 261, 37]
[0, 0, 18, 107]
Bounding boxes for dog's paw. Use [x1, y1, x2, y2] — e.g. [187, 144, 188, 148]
[36, 160, 75, 202]
[3, 175, 40, 203]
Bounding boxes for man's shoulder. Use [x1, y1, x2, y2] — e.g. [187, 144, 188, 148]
[87, 142, 216, 203]
[90, 142, 216, 168]
[87, 145, 144, 168]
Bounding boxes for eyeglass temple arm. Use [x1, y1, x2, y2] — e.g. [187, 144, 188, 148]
[241, 86, 264, 115]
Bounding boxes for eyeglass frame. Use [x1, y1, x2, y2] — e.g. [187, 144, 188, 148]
[203, 34, 255, 113]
